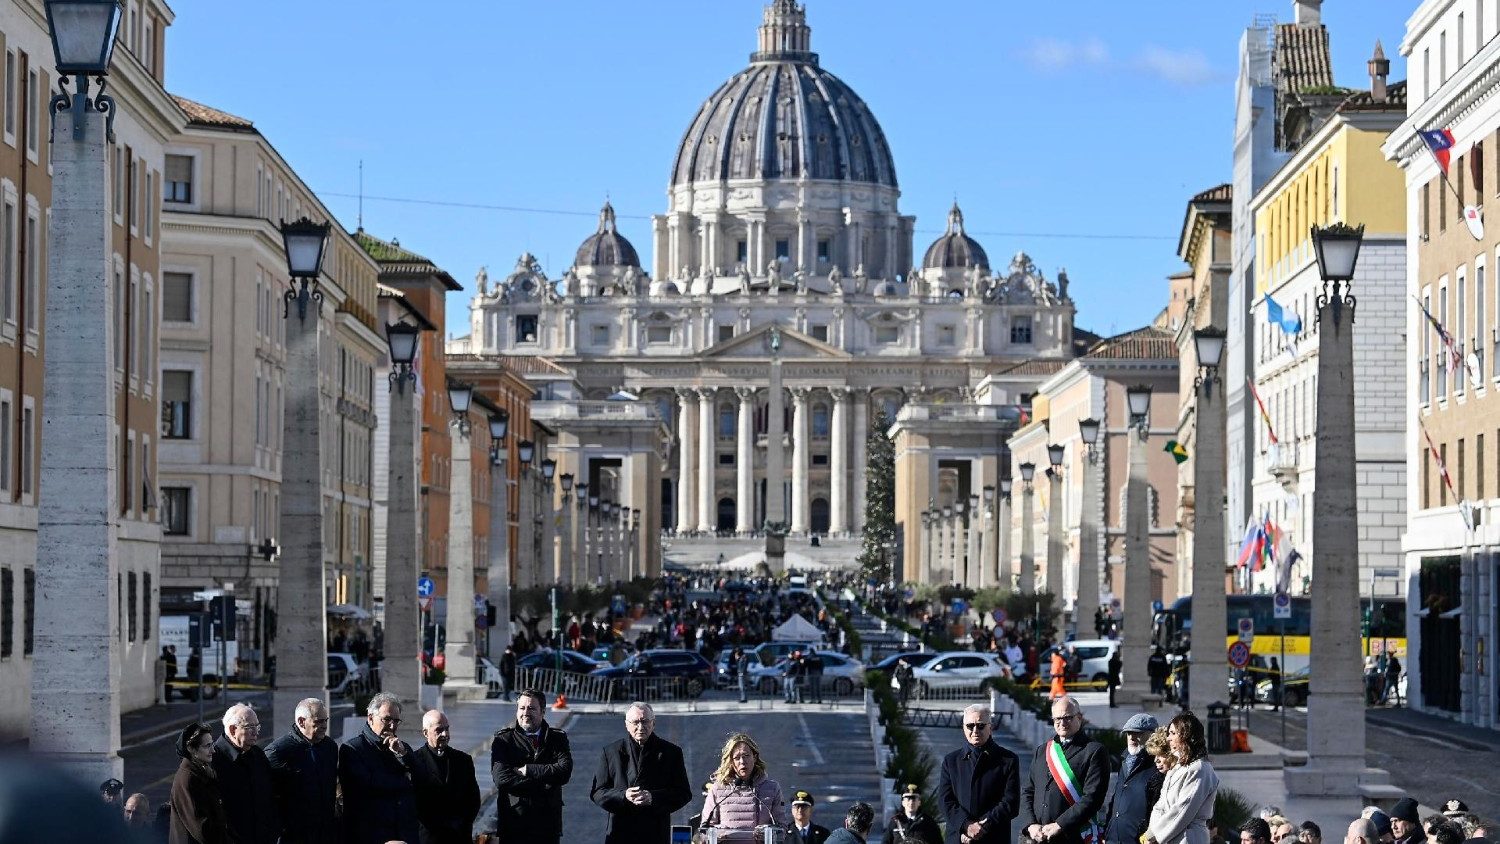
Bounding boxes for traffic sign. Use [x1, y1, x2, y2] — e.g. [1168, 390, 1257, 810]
[417, 577, 435, 598]
[1237, 617, 1254, 643]
[418, 596, 434, 613]
[1228, 641, 1251, 668]
[992, 609, 1007, 625]
[1273, 591, 1292, 620]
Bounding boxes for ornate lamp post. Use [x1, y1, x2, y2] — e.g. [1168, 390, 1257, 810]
[380, 321, 426, 707]
[941, 505, 955, 584]
[1045, 443, 1067, 606]
[1076, 418, 1103, 638]
[30, 0, 131, 781]
[1287, 223, 1371, 796]
[967, 494, 982, 587]
[558, 474, 575, 584]
[980, 487, 996, 589]
[486, 411, 510, 664]
[1118, 384, 1154, 700]
[1018, 462, 1037, 594]
[540, 458, 556, 583]
[630, 509, 642, 579]
[574, 482, 590, 584]
[997, 479, 1014, 589]
[918, 509, 930, 584]
[442, 380, 484, 696]
[588, 494, 601, 581]
[516, 440, 535, 587]
[1188, 327, 1228, 718]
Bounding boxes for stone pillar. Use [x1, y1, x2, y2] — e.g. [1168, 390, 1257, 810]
[923, 511, 938, 584]
[1189, 377, 1227, 721]
[1119, 428, 1153, 700]
[697, 387, 717, 532]
[998, 494, 1013, 590]
[967, 509, 982, 587]
[517, 468, 534, 588]
[830, 388, 849, 535]
[271, 287, 330, 722]
[736, 388, 756, 534]
[851, 393, 869, 534]
[1046, 470, 1065, 601]
[1077, 454, 1102, 642]
[1286, 285, 1384, 795]
[979, 504, 995, 590]
[383, 382, 422, 708]
[1019, 483, 1036, 594]
[443, 428, 480, 697]
[916, 515, 929, 583]
[576, 501, 591, 585]
[937, 511, 952, 584]
[30, 100, 124, 783]
[560, 491, 574, 585]
[791, 388, 810, 534]
[766, 362, 787, 528]
[488, 449, 511, 662]
[676, 389, 696, 532]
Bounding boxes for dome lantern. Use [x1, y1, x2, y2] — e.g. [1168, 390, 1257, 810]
[921, 202, 990, 270]
[752, 0, 816, 65]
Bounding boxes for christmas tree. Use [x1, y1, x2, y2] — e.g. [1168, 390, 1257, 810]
[857, 411, 896, 580]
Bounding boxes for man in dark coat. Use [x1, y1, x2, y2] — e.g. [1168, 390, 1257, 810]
[410, 710, 480, 844]
[787, 789, 833, 844]
[1021, 696, 1109, 844]
[937, 703, 1020, 844]
[211, 703, 280, 844]
[492, 688, 574, 842]
[885, 784, 942, 844]
[339, 692, 420, 844]
[1102, 714, 1163, 844]
[589, 701, 693, 844]
[265, 697, 339, 844]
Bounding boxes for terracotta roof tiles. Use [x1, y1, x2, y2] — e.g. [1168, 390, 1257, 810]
[1275, 24, 1334, 93]
[1082, 325, 1177, 361]
[172, 95, 255, 131]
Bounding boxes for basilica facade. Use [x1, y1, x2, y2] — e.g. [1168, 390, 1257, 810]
[453, 0, 1083, 578]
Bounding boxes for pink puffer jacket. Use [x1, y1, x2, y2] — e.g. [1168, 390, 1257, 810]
[701, 776, 787, 830]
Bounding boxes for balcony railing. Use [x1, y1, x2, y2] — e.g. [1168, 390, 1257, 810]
[1266, 441, 1299, 480]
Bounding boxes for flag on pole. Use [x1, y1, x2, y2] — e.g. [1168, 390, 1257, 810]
[1264, 294, 1303, 335]
[1164, 440, 1189, 464]
[1419, 418, 1473, 531]
[1413, 294, 1475, 385]
[1277, 548, 1302, 594]
[1247, 378, 1278, 445]
[1234, 517, 1259, 569]
[1420, 128, 1457, 175]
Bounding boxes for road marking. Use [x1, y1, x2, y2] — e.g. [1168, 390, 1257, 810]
[796, 713, 824, 766]
[1368, 720, 1463, 750]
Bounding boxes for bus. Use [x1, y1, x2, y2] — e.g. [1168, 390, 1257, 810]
[1151, 594, 1406, 675]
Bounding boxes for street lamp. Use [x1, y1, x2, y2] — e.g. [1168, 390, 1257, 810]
[447, 380, 474, 436]
[541, 459, 557, 483]
[1119, 382, 1155, 699]
[1193, 327, 1227, 396]
[44, 0, 122, 140]
[560, 473, 574, 493]
[1018, 461, 1036, 489]
[385, 322, 420, 392]
[1046, 443, 1066, 478]
[518, 440, 535, 466]
[1126, 385, 1152, 438]
[279, 218, 332, 321]
[488, 411, 509, 462]
[1075, 417, 1103, 638]
[1078, 418, 1101, 463]
[1044, 443, 1066, 602]
[486, 409, 511, 664]
[999, 478, 1013, 497]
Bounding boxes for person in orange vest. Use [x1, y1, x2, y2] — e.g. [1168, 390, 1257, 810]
[1049, 648, 1068, 700]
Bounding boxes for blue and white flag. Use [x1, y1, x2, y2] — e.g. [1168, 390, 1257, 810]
[1264, 294, 1302, 335]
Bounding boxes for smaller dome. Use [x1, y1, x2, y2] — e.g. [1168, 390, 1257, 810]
[575, 202, 641, 268]
[922, 203, 989, 270]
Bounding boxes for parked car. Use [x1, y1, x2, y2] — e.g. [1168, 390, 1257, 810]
[750, 651, 866, 695]
[590, 649, 715, 698]
[751, 641, 820, 667]
[327, 653, 368, 698]
[1255, 666, 1309, 707]
[872, 651, 937, 673]
[516, 649, 601, 675]
[902, 651, 1009, 695]
[590, 642, 636, 666]
[1038, 639, 1119, 683]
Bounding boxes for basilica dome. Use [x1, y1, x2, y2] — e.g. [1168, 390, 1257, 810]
[574, 201, 641, 268]
[922, 203, 989, 270]
[669, 1, 897, 189]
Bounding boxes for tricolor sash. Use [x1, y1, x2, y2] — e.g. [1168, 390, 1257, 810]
[1044, 739, 1100, 844]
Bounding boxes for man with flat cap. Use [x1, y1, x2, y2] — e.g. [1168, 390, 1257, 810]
[1102, 714, 1164, 844]
[1389, 798, 1423, 844]
[788, 789, 832, 844]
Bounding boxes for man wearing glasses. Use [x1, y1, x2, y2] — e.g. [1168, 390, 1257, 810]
[340, 691, 420, 844]
[212, 703, 280, 844]
[266, 697, 339, 843]
[1020, 695, 1108, 844]
[937, 703, 1020, 843]
[590, 702, 692, 844]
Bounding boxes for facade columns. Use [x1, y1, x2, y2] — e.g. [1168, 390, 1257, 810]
[851, 393, 868, 533]
[790, 388, 811, 534]
[736, 388, 756, 534]
[444, 431, 479, 695]
[675, 388, 696, 532]
[697, 387, 717, 532]
[830, 387, 849, 535]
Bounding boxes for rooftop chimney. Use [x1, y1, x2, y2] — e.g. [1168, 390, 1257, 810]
[1294, 0, 1322, 26]
[1369, 40, 1390, 102]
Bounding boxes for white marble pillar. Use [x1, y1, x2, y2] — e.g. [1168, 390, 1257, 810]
[1077, 456, 1102, 639]
[790, 388, 811, 534]
[1019, 482, 1036, 594]
[967, 509, 982, 587]
[1119, 429, 1152, 700]
[1046, 470, 1065, 600]
[851, 393, 868, 534]
[997, 494, 1013, 590]
[560, 491, 574, 585]
[1188, 381, 1227, 722]
[736, 388, 756, 534]
[384, 382, 422, 708]
[676, 389, 696, 532]
[766, 362, 787, 527]
[830, 388, 849, 535]
[979, 503, 994, 589]
[697, 387, 717, 532]
[923, 511, 938, 584]
[444, 429, 480, 695]
[576, 501, 591, 585]
[517, 469, 534, 588]
[30, 100, 125, 782]
[937, 511, 952, 584]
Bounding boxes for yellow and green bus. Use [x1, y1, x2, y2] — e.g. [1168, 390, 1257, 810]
[1151, 594, 1406, 674]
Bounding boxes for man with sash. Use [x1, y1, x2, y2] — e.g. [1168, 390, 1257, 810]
[1021, 695, 1108, 844]
[937, 703, 1019, 844]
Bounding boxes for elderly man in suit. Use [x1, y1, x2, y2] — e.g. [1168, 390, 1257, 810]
[1021, 695, 1109, 844]
[410, 710, 480, 844]
[339, 691, 420, 844]
[937, 703, 1020, 844]
[492, 688, 574, 842]
[213, 703, 280, 844]
[590, 701, 692, 844]
[265, 697, 339, 844]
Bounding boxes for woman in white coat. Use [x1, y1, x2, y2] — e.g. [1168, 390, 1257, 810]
[1142, 712, 1219, 844]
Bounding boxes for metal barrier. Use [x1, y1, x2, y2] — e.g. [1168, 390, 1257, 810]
[513, 668, 707, 703]
[899, 709, 1010, 730]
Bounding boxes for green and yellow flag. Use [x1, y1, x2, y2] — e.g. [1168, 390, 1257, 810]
[1164, 440, 1189, 464]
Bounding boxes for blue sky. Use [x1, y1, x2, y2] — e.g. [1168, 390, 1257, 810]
[168, 1, 1412, 340]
